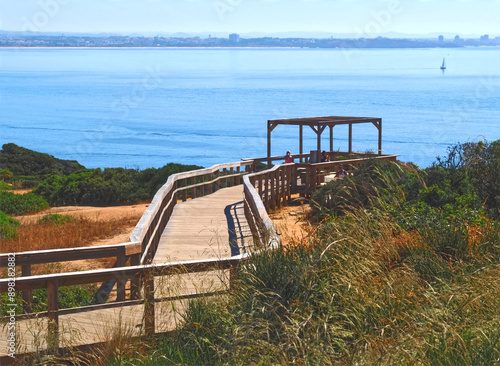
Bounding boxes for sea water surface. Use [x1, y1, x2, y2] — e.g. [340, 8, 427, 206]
[1, 47, 499, 169]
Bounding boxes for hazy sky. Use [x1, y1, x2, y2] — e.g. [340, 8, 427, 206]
[0, 0, 499, 36]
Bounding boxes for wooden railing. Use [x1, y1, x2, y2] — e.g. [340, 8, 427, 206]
[0, 255, 245, 353]
[0, 154, 400, 357]
[297, 154, 399, 195]
[0, 243, 141, 313]
[243, 154, 400, 204]
[243, 151, 392, 167]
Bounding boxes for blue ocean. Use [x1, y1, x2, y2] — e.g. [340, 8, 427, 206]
[1, 47, 499, 169]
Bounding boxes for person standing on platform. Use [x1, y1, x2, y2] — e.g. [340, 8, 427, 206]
[285, 151, 294, 163]
[321, 150, 330, 162]
[337, 164, 347, 178]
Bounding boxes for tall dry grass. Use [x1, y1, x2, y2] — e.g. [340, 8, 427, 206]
[0, 214, 141, 254]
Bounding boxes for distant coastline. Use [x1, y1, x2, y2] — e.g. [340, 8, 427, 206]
[1, 33, 499, 49]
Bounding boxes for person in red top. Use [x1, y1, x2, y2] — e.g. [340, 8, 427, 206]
[285, 151, 294, 163]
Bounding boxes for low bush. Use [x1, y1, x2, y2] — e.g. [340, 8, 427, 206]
[38, 213, 76, 225]
[0, 190, 49, 215]
[0, 210, 20, 239]
[0, 181, 13, 190]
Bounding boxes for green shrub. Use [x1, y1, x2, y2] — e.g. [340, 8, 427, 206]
[0, 210, 20, 239]
[312, 159, 415, 217]
[38, 213, 75, 225]
[36, 163, 202, 206]
[0, 190, 49, 215]
[0, 181, 12, 190]
[0, 168, 13, 182]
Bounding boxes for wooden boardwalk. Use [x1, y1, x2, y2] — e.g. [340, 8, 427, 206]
[1, 185, 252, 358]
[154, 185, 253, 263]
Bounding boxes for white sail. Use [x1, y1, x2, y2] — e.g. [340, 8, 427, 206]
[440, 57, 446, 70]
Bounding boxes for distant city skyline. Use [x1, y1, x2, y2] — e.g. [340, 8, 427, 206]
[0, 0, 499, 37]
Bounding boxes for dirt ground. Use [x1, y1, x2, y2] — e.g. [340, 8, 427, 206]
[269, 202, 313, 248]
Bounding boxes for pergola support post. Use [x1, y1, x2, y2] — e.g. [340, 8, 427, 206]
[267, 121, 271, 167]
[299, 125, 303, 163]
[329, 126, 334, 152]
[348, 123, 353, 153]
[378, 120, 382, 155]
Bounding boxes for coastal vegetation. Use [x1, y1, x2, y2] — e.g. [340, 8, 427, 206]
[0, 143, 84, 183]
[0, 191, 49, 216]
[0, 143, 203, 206]
[35, 163, 202, 206]
[0, 213, 141, 255]
[2, 141, 499, 365]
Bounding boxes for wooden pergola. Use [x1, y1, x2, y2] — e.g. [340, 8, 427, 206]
[267, 116, 382, 164]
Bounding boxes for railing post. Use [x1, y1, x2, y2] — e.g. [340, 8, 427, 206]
[235, 166, 240, 185]
[200, 175, 205, 197]
[264, 172, 270, 211]
[216, 171, 221, 191]
[182, 179, 188, 202]
[223, 168, 228, 188]
[281, 168, 286, 205]
[47, 279, 59, 354]
[229, 261, 238, 290]
[116, 250, 126, 302]
[260, 175, 263, 199]
[143, 271, 155, 337]
[275, 170, 281, 208]
[21, 264, 32, 313]
[130, 254, 141, 300]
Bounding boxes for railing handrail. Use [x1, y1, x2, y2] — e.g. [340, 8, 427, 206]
[295, 154, 400, 168]
[242, 151, 397, 165]
[0, 254, 249, 293]
[0, 242, 141, 267]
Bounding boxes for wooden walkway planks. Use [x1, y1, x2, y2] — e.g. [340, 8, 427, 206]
[1, 185, 252, 359]
[154, 185, 253, 263]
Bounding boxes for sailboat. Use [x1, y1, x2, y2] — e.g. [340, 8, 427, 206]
[440, 57, 446, 70]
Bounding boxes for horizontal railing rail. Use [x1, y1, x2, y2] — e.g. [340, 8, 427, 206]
[0, 242, 141, 313]
[0, 242, 141, 268]
[243, 151, 395, 166]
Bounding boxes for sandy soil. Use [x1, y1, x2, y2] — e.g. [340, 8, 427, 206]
[269, 202, 313, 248]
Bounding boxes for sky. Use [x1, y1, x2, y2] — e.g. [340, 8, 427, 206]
[0, 0, 499, 37]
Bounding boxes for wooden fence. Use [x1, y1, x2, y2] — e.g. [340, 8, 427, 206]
[0, 161, 261, 354]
